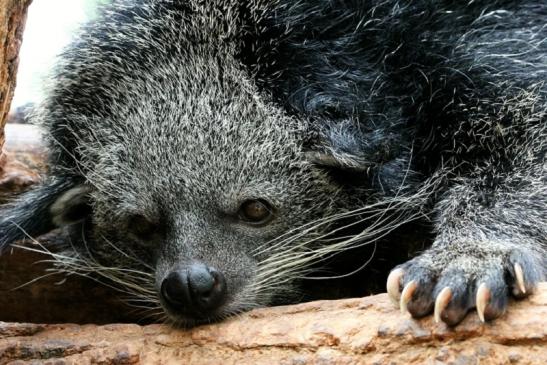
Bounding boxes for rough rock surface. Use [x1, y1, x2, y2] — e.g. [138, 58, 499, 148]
[0, 283, 545, 364]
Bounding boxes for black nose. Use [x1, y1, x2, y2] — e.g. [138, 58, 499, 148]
[161, 264, 227, 314]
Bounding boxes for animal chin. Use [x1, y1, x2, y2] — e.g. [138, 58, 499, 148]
[165, 311, 222, 327]
[161, 300, 255, 327]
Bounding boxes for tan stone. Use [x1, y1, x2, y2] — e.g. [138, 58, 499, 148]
[0, 283, 545, 364]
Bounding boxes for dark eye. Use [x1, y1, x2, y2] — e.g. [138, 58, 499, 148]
[128, 214, 157, 240]
[238, 199, 274, 224]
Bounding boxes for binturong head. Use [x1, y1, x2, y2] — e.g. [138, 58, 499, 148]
[32, 56, 375, 326]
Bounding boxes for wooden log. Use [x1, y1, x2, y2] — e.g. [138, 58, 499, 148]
[0, 0, 32, 165]
[0, 284, 546, 364]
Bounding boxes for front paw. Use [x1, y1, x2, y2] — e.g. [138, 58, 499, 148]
[386, 245, 544, 326]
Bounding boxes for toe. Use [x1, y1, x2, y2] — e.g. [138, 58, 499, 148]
[508, 252, 544, 299]
[399, 262, 436, 318]
[475, 272, 508, 322]
[386, 268, 404, 306]
[434, 272, 474, 326]
[400, 280, 418, 314]
[512, 263, 527, 297]
[434, 286, 452, 323]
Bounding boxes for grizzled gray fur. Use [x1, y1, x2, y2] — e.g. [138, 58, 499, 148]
[0, 0, 545, 326]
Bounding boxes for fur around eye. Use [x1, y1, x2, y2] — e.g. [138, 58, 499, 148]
[128, 214, 158, 240]
[238, 199, 274, 225]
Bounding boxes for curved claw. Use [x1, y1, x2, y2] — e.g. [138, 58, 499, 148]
[434, 287, 452, 324]
[513, 263, 526, 295]
[400, 280, 417, 314]
[387, 268, 404, 306]
[476, 283, 490, 323]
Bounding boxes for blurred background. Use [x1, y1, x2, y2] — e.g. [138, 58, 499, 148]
[8, 0, 110, 123]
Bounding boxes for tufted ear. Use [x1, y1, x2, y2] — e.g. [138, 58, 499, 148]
[50, 185, 93, 226]
[0, 178, 92, 253]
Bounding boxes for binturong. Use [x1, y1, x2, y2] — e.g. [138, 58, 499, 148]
[1, 0, 546, 327]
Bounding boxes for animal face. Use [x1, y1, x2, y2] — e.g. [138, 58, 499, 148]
[49, 62, 346, 325]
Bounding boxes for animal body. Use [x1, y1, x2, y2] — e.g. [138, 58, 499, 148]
[0, 0, 545, 326]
